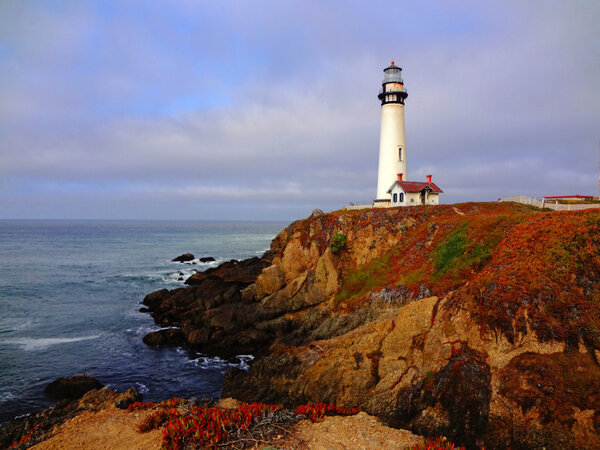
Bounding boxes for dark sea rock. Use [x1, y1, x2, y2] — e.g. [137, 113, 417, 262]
[44, 375, 104, 400]
[142, 252, 277, 357]
[184, 257, 269, 285]
[172, 253, 194, 262]
[199, 256, 216, 262]
[143, 328, 185, 346]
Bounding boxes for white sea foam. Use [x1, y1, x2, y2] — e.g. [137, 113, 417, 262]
[3, 335, 101, 351]
[0, 391, 15, 403]
[187, 355, 229, 370]
[235, 355, 254, 371]
[134, 382, 149, 394]
[186, 354, 254, 372]
[127, 325, 158, 336]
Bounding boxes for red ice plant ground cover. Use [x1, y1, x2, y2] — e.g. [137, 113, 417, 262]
[135, 401, 283, 448]
[133, 398, 359, 449]
[451, 210, 600, 350]
[294, 402, 359, 422]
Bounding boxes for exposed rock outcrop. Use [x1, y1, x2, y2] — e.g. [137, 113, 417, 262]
[142, 203, 600, 449]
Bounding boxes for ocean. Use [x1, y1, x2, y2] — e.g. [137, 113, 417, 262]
[0, 220, 287, 425]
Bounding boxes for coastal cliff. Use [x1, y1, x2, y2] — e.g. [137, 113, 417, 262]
[143, 202, 600, 449]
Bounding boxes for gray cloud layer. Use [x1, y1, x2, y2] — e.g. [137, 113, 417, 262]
[0, 1, 599, 219]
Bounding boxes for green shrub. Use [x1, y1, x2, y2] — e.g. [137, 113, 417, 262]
[433, 225, 468, 275]
[330, 232, 347, 254]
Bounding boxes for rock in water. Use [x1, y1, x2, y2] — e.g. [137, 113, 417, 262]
[199, 256, 216, 262]
[184, 257, 269, 285]
[172, 253, 194, 262]
[143, 328, 185, 346]
[44, 375, 104, 400]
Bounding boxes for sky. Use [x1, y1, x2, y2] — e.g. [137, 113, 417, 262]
[0, 1, 599, 220]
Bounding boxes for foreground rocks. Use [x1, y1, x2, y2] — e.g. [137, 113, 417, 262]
[0, 384, 141, 449]
[142, 203, 600, 449]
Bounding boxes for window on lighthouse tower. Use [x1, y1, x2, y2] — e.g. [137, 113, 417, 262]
[398, 147, 403, 161]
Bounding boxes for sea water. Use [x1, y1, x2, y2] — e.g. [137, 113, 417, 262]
[0, 220, 287, 424]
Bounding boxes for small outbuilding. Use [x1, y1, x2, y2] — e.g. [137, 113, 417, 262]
[387, 173, 444, 206]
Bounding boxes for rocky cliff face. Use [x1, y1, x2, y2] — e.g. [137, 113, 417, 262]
[142, 203, 600, 449]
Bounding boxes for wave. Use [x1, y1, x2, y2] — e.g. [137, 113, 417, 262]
[134, 382, 149, 394]
[124, 325, 156, 337]
[3, 335, 101, 351]
[186, 354, 254, 372]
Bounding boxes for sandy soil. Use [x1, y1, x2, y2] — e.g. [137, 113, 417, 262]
[32, 409, 162, 450]
[278, 412, 423, 449]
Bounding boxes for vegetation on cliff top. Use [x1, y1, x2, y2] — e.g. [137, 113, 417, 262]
[326, 202, 538, 310]
[285, 202, 600, 355]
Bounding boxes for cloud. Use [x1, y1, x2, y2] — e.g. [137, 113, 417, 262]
[0, 1, 599, 219]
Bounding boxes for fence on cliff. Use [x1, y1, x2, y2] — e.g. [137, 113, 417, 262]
[501, 195, 600, 211]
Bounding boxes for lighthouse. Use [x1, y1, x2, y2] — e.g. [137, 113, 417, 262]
[374, 61, 408, 204]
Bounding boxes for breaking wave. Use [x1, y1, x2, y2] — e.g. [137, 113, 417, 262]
[3, 335, 101, 351]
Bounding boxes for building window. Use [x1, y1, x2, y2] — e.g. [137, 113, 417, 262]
[398, 147, 403, 161]
[393, 193, 398, 203]
[399, 193, 404, 203]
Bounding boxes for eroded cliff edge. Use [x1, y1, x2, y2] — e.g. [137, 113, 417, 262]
[142, 202, 600, 449]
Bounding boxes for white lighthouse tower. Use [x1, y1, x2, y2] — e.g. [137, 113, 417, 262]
[374, 61, 408, 204]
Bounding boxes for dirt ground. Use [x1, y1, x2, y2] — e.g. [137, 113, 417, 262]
[32, 409, 162, 450]
[280, 412, 423, 449]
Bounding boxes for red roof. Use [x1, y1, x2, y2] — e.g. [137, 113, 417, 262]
[543, 195, 594, 199]
[392, 181, 444, 194]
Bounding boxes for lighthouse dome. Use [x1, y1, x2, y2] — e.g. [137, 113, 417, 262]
[382, 61, 403, 84]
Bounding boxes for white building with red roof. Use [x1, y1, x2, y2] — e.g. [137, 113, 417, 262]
[387, 173, 444, 206]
